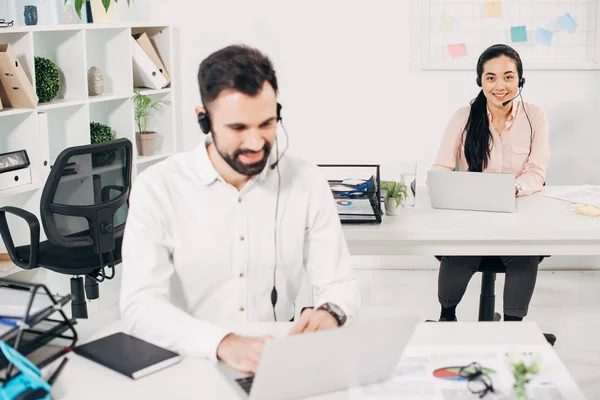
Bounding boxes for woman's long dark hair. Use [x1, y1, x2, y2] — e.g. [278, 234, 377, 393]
[464, 44, 523, 172]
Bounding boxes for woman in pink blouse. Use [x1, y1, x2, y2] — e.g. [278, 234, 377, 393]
[431, 44, 550, 323]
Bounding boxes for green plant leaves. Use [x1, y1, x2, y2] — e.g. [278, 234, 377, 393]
[74, 0, 84, 18]
[132, 90, 171, 134]
[381, 180, 408, 206]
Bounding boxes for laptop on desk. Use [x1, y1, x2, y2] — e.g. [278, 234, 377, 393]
[428, 170, 516, 213]
[218, 316, 418, 400]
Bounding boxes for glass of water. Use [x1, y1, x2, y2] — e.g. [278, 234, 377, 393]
[399, 161, 417, 207]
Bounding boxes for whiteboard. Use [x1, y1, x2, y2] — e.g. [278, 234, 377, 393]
[421, 0, 600, 70]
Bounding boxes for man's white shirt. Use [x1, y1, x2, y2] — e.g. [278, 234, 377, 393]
[120, 138, 360, 360]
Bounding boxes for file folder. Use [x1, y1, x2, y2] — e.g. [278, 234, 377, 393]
[133, 32, 170, 87]
[0, 43, 38, 108]
[131, 37, 167, 90]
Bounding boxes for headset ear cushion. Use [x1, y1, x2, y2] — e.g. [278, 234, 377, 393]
[276, 103, 282, 122]
[197, 113, 210, 134]
[476, 76, 482, 87]
[520, 77, 526, 88]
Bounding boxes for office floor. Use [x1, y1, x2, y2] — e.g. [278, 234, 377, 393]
[355, 270, 600, 400]
[72, 270, 600, 399]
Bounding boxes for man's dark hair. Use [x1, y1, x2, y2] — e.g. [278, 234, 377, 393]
[197, 44, 278, 109]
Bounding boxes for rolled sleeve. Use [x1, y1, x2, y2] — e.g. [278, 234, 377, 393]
[516, 106, 550, 196]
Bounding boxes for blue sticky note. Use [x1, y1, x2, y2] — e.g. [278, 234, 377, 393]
[558, 13, 577, 32]
[511, 26, 527, 42]
[536, 28, 553, 45]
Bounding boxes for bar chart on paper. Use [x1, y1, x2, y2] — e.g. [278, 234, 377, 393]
[421, 0, 600, 70]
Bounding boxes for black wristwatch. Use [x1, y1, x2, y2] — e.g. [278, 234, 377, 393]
[317, 302, 347, 326]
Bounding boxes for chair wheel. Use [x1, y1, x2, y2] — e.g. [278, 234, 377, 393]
[494, 313, 502, 321]
[543, 333, 557, 347]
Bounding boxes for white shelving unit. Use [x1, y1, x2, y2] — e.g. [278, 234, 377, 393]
[0, 23, 179, 277]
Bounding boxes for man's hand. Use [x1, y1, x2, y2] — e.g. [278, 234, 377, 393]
[216, 333, 272, 373]
[289, 308, 338, 335]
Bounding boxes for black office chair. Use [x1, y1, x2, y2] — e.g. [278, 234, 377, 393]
[476, 256, 556, 346]
[0, 138, 132, 319]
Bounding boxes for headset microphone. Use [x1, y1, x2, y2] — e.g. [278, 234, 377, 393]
[270, 119, 289, 170]
[501, 77, 525, 107]
[502, 88, 522, 107]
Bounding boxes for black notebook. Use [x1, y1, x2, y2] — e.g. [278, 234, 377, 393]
[73, 332, 181, 380]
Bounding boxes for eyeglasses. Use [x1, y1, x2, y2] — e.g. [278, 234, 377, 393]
[0, 19, 15, 27]
[458, 362, 495, 398]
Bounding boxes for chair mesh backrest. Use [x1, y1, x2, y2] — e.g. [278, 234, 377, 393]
[40, 139, 132, 249]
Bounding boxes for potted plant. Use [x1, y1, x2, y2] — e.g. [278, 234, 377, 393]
[510, 359, 540, 400]
[90, 121, 116, 168]
[381, 180, 408, 216]
[66, 0, 131, 23]
[133, 90, 170, 157]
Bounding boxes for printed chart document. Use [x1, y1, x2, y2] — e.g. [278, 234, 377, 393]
[348, 345, 583, 400]
[543, 185, 600, 206]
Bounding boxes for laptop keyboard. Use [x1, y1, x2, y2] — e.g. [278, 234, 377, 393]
[236, 376, 254, 394]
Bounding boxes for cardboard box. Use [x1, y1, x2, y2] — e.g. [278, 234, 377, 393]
[0, 43, 38, 108]
[133, 33, 170, 87]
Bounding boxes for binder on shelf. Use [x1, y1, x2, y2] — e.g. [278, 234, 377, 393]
[318, 164, 382, 224]
[0, 278, 77, 381]
[0, 43, 38, 108]
[133, 32, 170, 87]
[131, 37, 168, 90]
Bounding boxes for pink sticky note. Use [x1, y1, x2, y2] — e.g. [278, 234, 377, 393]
[448, 43, 467, 57]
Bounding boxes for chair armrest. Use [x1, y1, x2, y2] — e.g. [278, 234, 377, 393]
[0, 206, 40, 269]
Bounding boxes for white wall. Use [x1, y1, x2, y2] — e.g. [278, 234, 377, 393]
[114, 0, 600, 270]
[118, 0, 600, 186]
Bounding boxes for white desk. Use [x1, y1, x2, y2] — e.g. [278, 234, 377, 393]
[343, 186, 600, 256]
[47, 321, 586, 400]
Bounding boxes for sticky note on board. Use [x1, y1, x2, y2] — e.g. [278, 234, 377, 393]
[536, 28, 553, 45]
[484, 1, 503, 17]
[440, 13, 455, 31]
[511, 26, 528, 42]
[447, 43, 467, 57]
[558, 13, 577, 32]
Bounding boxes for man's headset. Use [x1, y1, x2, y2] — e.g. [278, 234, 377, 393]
[197, 103, 282, 134]
[197, 102, 288, 321]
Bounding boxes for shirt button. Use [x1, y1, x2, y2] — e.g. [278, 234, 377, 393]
[238, 198, 242, 203]
[239, 272, 244, 278]
[240, 235, 245, 241]
[239, 306, 245, 312]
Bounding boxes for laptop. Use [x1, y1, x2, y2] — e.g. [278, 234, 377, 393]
[428, 170, 516, 213]
[218, 316, 418, 400]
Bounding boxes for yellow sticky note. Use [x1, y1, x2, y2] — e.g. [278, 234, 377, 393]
[484, 1, 503, 17]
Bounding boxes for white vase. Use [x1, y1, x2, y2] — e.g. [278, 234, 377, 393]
[90, 0, 113, 23]
[385, 198, 401, 216]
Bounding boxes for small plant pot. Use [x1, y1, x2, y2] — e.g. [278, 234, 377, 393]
[385, 198, 401, 216]
[136, 132, 157, 156]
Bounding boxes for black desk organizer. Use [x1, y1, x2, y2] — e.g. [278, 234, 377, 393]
[318, 164, 382, 224]
[0, 278, 77, 382]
